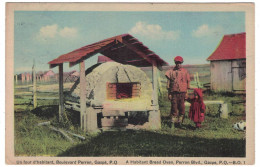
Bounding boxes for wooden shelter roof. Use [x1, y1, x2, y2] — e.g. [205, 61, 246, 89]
[48, 34, 168, 68]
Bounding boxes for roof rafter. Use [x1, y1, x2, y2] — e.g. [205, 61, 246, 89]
[48, 34, 168, 68]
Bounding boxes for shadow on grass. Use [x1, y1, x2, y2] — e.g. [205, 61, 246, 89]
[31, 105, 59, 119]
[58, 130, 245, 157]
[30, 105, 81, 127]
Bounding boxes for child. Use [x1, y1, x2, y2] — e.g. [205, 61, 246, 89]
[186, 88, 206, 128]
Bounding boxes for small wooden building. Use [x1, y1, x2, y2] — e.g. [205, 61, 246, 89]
[207, 32, 246, 93]
[42, 70, 55, 81]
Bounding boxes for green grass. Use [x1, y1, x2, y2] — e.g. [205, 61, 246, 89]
[14, 91, 245, 157]
[14, 69, 246, 157]
[14, 110, 245, 157]
[58, 129, 245, 157]
[14, 109, 86, 156]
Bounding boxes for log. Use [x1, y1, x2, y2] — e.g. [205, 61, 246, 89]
[38, 122, 85, 141]
[27, 97, 59, 100]
[37, 121, 51, 126]
[14, 85, 33, 89]
[49, 126, 74, 143]
[185, 100, 225, 106]
[65, 130, 86, 140]
[185, 100, 228, 118]
[37, 97, 59, 100]
[14, 92, 33, 95]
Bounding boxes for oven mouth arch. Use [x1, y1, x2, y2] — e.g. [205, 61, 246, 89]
[106, 82, 141, 100]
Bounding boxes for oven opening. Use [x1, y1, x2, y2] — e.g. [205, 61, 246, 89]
[107, 82, 141, 100]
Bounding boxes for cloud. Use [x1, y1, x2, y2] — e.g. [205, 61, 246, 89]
[192, 24, 223, 38]
[36, 24, 78, 40]
[129, 21, 180, 40]
[38, 24, 58, 38]
[59, 27, 78, 38]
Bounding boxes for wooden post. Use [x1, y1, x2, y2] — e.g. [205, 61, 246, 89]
[152, 61, 158, 106]
[194, 74, 197, 86]
[58, 64, 64, 122]
[149, 60, 161, 130]
[33, 65, 37, 108]
[196, 72, 201, 88]
[79, 61, 87, 131]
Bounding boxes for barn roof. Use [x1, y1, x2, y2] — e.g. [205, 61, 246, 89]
[207, 32, 246, 61]
[48, 34, 168, 68]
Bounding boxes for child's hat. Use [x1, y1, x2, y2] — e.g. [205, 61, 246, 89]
[194, 88, 203, 98]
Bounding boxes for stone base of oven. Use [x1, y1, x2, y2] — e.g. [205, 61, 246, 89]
[66, 104, 162, 133]
[97, 109, 161, 132]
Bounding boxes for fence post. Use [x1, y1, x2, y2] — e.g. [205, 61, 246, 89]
[194, 74, 197, 85]
[58, 64, 64, 122]
[196, 72, 202, 88]
[33, 64, 37, 108]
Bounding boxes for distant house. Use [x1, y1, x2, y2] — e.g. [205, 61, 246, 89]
[54, 70, 79, 82]
[43, 70, 55, 77]
[17, 72, 32, 82]
[35, 70, 55, 81]
[36, 71, 44, 81]
[42, 70, 55, 81]
[207, 32, 246, 92]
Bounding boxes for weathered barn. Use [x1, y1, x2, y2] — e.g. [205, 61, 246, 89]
[48, 34, 168, 132]
[207, 32, 246, 93]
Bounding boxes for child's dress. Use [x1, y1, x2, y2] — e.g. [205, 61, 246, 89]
[187, 88, 206, 128]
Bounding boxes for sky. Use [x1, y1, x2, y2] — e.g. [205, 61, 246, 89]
[14, 11, 245, 74]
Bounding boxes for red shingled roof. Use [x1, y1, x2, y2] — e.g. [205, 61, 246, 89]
[207, 32, 246, 61]
[48, 34, 168, 68]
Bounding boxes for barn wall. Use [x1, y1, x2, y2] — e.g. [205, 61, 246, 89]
[231, 59, 246, 91]
[210, 60, 232, 91]
[210, 59, 246, 92]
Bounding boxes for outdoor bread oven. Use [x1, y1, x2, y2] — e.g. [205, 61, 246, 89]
[48, 34, 168, 132]
[65, 62, 158, 131]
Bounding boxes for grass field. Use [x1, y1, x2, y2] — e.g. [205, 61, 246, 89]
[13, 65, 246, 157]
